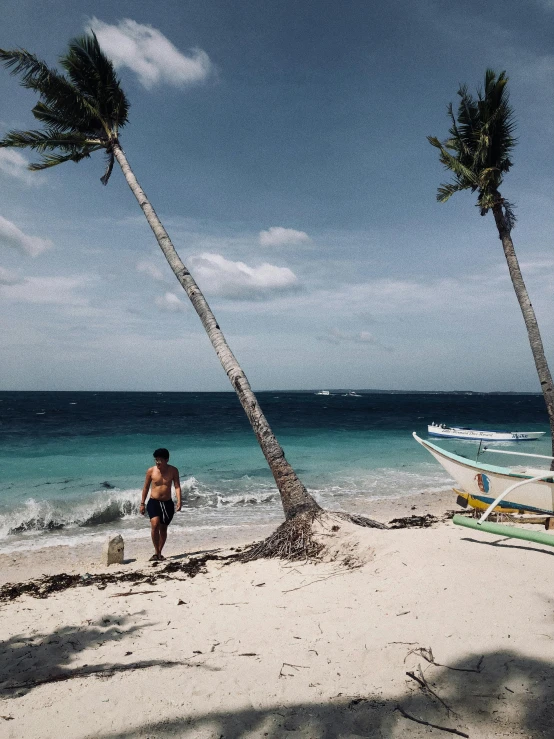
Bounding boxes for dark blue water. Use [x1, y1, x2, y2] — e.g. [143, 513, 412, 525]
[0, 391, 549, 551]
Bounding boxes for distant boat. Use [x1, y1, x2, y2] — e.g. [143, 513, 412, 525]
[428, 422, 545, 442]
[315, 390, 330, 396]
[342, 391, 362, 397]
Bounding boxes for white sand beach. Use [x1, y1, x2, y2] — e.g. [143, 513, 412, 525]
[1, 490, 553, 738]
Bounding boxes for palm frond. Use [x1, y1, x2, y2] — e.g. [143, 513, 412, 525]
[0, 33, 130, 182]
[28, 147, 102, 170]
[434, 141, 478, 186]
[429, 69, 517, 227]
[61, 33, 129, 131]
[31, 101, 103, 136]
[503, 200, 517, 229]
[0, 128, 96, 152]
[437, 182, 463, 202]
[100, 148, 115, 185]
[0, 48, 102, 129]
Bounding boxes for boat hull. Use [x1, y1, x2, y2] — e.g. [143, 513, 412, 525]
[414, 433, 554, 515]
[427, 425, 545, 442]
[454, 490, 520, 513]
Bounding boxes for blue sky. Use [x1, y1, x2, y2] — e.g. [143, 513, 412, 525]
[1, 0, 554, 391]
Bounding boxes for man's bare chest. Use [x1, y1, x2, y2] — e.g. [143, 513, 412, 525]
[152, 472, 173, 487]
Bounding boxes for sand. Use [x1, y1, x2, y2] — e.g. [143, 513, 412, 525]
[1, 489, 553, 738]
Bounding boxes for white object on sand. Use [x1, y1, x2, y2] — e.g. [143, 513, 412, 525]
[103, 534, 124, 565]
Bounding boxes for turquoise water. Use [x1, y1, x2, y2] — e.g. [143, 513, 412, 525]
[0, 391, 549, 552]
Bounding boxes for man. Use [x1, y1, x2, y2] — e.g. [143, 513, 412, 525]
[140, 448, 181, 561]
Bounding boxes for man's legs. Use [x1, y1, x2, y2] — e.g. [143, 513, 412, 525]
[149, 518, 168, 559]
[150, 517, 161, 558]
[158, 524, 168, 558]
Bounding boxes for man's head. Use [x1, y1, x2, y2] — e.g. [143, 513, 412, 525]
[153, 448, 170, 469]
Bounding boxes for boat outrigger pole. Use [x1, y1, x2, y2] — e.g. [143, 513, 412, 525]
[482, 448, 554, 462]
[452, 514, 554, 548]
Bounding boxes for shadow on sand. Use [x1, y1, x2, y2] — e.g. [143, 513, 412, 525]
[72, 648, 554, 738]
[0, 615, 183, 696]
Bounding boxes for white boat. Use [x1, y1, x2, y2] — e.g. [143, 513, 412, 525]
[414, 432, 554, 515]
[428, 422, 545, 442]
[342, 391, 362, 397]
[315, 390, 330, 396]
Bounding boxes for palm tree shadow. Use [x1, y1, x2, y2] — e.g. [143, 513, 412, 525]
[84, 649, 554, 738]
[0, 615, 183, 697]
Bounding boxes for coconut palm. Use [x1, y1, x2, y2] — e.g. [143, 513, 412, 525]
[0, 33, 321, 526]
[429, 70, 554, 463]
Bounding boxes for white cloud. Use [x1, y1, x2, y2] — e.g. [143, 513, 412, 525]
[188, 252, 299, 299]
[358, 331, 376, 343]
[518, 258, 554, 274]
[137, 260, 165, 281]
[0, 266, 21, 285]
[318, 328, 390, 349]
[0, 275, 91, 305]
[0, 216, 53, 256]
[259, 227, 311, 247]
[0, 150, 42, 186]
[89, 17, 213, 89]
[155, 291, 187, 312]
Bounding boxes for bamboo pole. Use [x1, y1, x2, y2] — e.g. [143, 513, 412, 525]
[452, 514, 554, 547]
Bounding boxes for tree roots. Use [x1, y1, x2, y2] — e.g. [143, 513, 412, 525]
[239, 510, 324, 562]
[238, 509, 387, 563]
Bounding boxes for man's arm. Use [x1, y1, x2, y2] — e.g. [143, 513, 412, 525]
[173, 467, 182, 512]
[139, 468, 152, 515]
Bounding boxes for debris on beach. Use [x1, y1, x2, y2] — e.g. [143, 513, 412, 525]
[0, 553, 231, 603]
[388, 511, 456, 529]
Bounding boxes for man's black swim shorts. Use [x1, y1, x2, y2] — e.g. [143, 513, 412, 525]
[146, 498, 175, 525]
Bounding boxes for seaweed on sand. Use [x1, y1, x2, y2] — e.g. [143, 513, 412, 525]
[0, 553, 234, 603]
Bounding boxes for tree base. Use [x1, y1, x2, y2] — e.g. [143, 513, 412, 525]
[238, 509, 387, 564]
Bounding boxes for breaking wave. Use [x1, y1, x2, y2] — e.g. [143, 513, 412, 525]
[0, 465, 452, 546]
[0, 477, 280, 538]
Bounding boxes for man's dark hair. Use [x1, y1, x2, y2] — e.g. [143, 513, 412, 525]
[153, 448, 170, 460]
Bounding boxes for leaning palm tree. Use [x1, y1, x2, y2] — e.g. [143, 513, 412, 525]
[429, 70, 554, 464]
[0, 33, 384, 558]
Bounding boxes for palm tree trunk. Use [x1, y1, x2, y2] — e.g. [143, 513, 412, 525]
[492, 202, 554, 467]
[112, 142, 321, 518]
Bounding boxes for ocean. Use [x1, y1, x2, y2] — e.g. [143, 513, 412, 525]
[0, 391, 549, 553]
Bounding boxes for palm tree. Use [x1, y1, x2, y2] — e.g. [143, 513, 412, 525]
[429, 70, 554, 464]
[0, 33, 321, 525]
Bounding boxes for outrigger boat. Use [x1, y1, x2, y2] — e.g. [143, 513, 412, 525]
[428, 423, 545, 442]
[413, 432, 554, 549]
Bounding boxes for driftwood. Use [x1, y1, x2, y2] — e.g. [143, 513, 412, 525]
[282, 569, 350, 593]
[407, 646, 484, 673]
[279, 662, 309, 678]
[395, 705, 469, 737]
[109, 590, 162, 598]
[406, 667, 458, 717]
[332, 511, 388, 529]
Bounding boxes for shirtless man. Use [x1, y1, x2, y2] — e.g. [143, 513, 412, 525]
[140, 448, 181, 561]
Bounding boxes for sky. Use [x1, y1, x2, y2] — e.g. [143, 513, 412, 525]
[1, 0, 554, 392]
